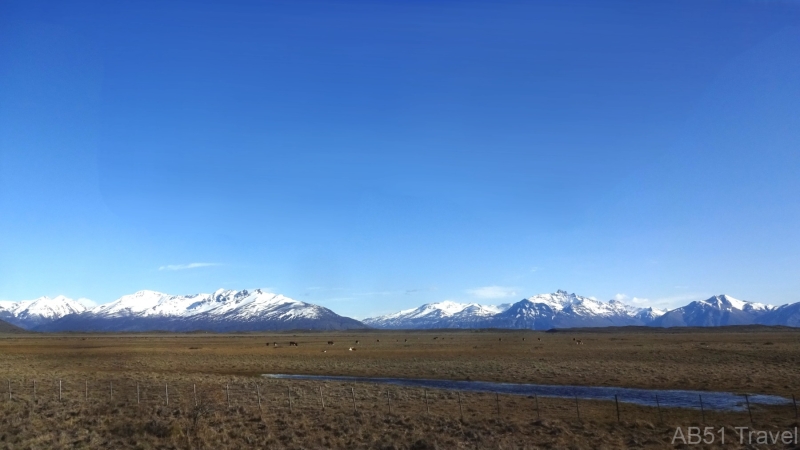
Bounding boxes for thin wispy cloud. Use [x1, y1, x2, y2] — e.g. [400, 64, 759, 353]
[467, 286, 518, 300]
[615, 293, 709, 309]
[158, 263, 220, 271]
[76, 297, 97, 308]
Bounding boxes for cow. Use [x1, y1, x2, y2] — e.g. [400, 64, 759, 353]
[348, 347, 357, 351]
[289, 341, 299, 347]
[327, 341, 334, 345]
[522, 338, 525, 341]
[355, 340, 360, 345]
[537, 338, 541, 341]
[376, 339, 380, 342]
[499, 338, 502, 341]
[576, 339, 583, 345]
[404, 339, 407, 342]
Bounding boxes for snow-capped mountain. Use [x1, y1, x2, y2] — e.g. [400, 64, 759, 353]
[757, 302, 800, 327]
[487, 290, 658, 329]
[0, 296, 88, 329]
[363, 300, 510, 329]
[651, 295, 774, 327]
[38, 289, 367, 332]
[366, 290, 666, 330]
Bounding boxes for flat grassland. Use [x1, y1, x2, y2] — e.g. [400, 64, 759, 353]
[1, 327, 799, 449]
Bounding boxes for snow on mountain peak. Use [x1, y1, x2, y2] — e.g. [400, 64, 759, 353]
[0, 295, 88, 324]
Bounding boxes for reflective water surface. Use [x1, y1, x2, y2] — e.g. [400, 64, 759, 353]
[263, 374, 791, 412]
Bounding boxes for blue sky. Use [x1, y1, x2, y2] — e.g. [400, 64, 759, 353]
[1, 0, 799, 317]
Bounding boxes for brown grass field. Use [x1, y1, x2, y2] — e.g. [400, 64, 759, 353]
[1, 326, 799, 449]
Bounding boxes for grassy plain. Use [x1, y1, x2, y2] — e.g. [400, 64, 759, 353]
[1, 326, 799, 449]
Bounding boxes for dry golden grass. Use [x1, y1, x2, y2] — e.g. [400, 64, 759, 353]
[1, 327, 799, 448]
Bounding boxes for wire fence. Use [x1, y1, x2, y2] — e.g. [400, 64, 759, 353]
[2, 377, 798, 427]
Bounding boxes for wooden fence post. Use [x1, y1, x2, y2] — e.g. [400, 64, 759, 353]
[33, 379, 36, 401]
[85, 380, 87, 401]
[699, 395, 705, 423]
[655, 395, 663, 424]
[457, 391, 463, 421]
[351, 387, 357, 413]
[424, 389, 430, 414]
[165, 383, 169, 406]
[137, 383, 140, 405]
[534, 393, 540, 419]
[287, 386, 293, 412]
[110, 381, 113, 400]
[574, 395, 581, 422]
[257, 384, 263, 412]
[226, 384, 230, 408]
[615, 394, 620, 423]
[386, 390, 391, 414]
[793, 394, 798, 421]
[193, 384, 197, 407]
[495, 392, 500, 416]
[7, 379, 10, 400]
[745, 394, 753, 424]
[59, 380, 62, 401]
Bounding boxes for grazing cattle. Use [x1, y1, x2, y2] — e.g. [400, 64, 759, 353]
[376, 339, 380, 342]
[273, 342, 278, 347]
[404, 339, 407, 342]
[433, 337, 438, 340]
[499, 338, 502, 341]
[522, 338, 525, 341]
[355, 340, 360, 344]
[348, 347, 356, 351]
[576, 339, 583, 345]
[322, 350, 327, 353]
[537, 338, 541, 341]
[327, 341, 334, 345]
[289, 341, 299, 347]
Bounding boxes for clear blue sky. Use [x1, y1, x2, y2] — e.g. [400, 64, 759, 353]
[1, 0, 799, 317]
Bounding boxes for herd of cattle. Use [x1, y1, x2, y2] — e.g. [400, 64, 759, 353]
[266, 336, 585, 349]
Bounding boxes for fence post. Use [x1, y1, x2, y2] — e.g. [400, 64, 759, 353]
[257, 384, 263, 412]
[424, 389, 430, 414]
[699, 395, 705, 423]
[165, 383, 169, 406]
[793, 394, 798, 421]
[574, 395, 581, 422]
[137, 383, 140, 405]
[59, 380, 62, 401]
[457, 391, 463, 421]
[615, 394, 620, 423]
[33, 379, 36, 401]
[745, 394, 753, 424]
[85, 380, 87, 401]
[318, 386, 324, 410]
[8, 379, 10, 400]
[193, 384, 197, 407]
[534, 393, 540, 419]
[495, 392, 500, 416]
[655, 395, 663, 424]
[226, 384, 230, 408]
[351, 387, 357, 414]
[287, 386, 293, 412]
[110, 381, 113, 400]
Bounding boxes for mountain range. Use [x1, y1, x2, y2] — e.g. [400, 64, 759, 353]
[364, 290, 666, 329]
[1, 289, 365, 332]
[1, 289, 799, 332]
